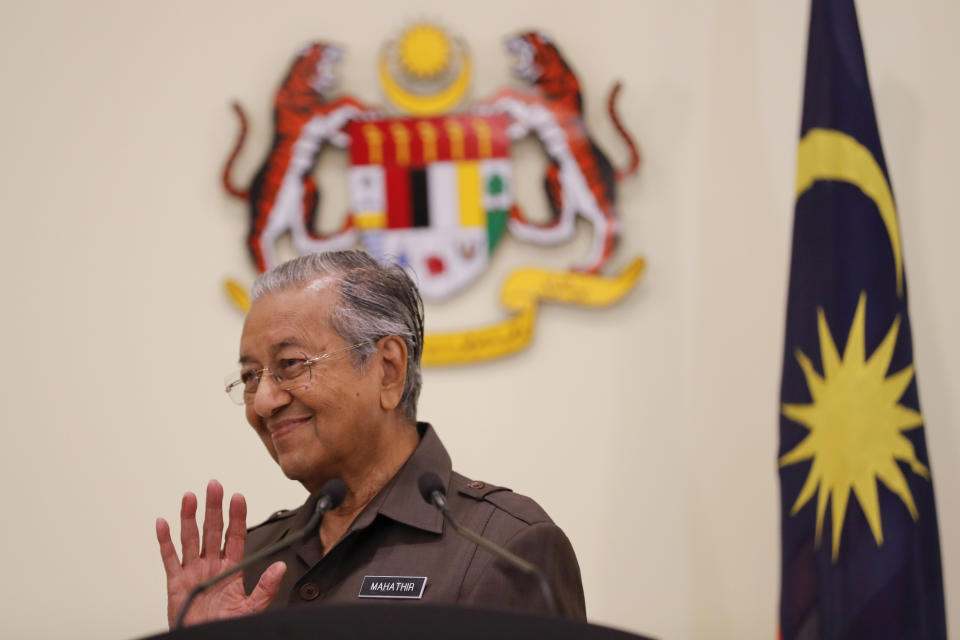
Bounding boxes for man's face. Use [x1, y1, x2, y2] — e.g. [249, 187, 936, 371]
[238, 281, 383, 492]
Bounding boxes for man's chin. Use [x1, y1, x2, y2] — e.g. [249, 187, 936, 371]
[277, 458, 333, 494]
[276, 454, 312, 482]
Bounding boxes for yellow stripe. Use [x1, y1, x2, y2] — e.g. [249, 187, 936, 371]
[445, 119, 465, 160]
[796, 128, 903, 296]
[416, 121, 438, 163]
[473, 118, 492, 158]
[457, 162, 484, 227]
[389, 123, 411, 166]
[362, 125, 384, 164]
[354, 212, 386, 230]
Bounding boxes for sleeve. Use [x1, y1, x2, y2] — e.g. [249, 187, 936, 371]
[460, 521, 587, 620]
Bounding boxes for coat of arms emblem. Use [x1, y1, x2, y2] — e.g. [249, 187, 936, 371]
[222, 24, 645, 364]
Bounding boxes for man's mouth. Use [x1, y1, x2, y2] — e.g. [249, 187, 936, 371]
[268, 416, 310, 440]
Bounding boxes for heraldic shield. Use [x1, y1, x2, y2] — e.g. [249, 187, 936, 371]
[346, 114, 512, 301]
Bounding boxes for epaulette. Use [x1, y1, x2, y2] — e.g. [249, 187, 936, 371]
[246, 507, 297, 533]
[457, 478, 551, 526]
[456, 478, 511, 501]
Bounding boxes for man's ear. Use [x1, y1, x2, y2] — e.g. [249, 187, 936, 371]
[377, 336, 408, 412]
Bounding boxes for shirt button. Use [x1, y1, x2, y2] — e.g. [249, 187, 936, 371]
[298, 583, 321, 601]
[468, 481, 485, 490]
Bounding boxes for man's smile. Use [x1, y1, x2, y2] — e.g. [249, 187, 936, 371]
[267, 416, 311, 440]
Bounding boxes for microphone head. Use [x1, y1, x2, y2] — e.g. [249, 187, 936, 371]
[318, 477, 348, 510]
[417, 471, 446, 505]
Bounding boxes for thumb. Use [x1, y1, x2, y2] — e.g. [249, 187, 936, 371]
[248, 561, 287, 609]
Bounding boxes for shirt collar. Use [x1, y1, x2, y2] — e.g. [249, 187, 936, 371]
[282, 422, 449, 564]
[374, 422, 449, 535]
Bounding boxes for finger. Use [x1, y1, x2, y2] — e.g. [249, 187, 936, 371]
[180, 492, 199, 562]
[223, 493, 247, 563]
[155, 518, 182, 578]
[249, 561, 287, 610]
[201, 479, 224, 558]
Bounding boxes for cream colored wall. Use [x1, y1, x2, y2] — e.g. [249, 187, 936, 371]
[0, 1, 956, 638]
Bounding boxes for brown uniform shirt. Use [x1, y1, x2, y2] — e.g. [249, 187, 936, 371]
[243, 423, 586, 619]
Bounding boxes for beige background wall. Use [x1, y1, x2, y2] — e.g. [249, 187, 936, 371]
[0, 1, 956, 638]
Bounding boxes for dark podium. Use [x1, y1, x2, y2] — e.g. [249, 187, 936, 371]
[141, 604, 655, 640]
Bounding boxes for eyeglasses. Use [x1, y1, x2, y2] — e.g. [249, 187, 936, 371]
[224, 342, 371, 405]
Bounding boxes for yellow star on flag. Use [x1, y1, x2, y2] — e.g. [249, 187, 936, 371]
[780, 291, 929, 560]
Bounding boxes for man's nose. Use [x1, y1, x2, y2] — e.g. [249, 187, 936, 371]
[252, 375, 292, 416]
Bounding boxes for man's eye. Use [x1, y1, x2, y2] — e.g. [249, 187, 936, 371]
[240, 370, 259, 385]
[276, 358, 306, 373]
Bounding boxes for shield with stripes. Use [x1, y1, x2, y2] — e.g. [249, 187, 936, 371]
[346, 114, 512, 301]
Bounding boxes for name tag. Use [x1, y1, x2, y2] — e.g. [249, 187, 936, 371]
[358, 576, 427, 599]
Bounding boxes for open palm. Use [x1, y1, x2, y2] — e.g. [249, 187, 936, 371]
[156, 480, 286, 628]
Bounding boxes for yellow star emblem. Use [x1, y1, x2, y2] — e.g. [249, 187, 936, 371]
[781, 292, 929, 560]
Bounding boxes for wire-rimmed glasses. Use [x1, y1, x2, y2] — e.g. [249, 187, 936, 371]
[224, 341, 372, 405]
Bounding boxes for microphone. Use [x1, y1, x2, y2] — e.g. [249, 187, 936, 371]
[417, 472, 559, 615]
[173, 478, 347, 629]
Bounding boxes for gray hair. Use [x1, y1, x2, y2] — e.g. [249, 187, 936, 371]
[251, 250, 424, 423]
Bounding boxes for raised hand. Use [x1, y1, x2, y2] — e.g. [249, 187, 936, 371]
[156, 480, 287, 628]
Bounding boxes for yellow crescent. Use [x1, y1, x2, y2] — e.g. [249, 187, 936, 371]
[796, 128, 904, 296]
[379, 50, 471, 116]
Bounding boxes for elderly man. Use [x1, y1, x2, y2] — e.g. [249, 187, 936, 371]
[156, 250, 585, 627]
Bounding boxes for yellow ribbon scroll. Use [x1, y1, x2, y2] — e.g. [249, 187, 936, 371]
[225, 278, 251, 312]
[224, 256, 645, 366]
[423, 256, 646, 365]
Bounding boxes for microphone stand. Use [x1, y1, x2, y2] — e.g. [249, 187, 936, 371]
[429, 491, 559, 616]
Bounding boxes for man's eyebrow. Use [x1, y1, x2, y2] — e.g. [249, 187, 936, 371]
[271, 338, 305, 353]
[238, 338, 305, 364]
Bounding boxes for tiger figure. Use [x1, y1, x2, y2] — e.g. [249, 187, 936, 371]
[487, 31, 640, 274]
[222, 43, 370, 272]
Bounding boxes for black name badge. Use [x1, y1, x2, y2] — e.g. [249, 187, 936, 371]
[358, 576, 427, 599]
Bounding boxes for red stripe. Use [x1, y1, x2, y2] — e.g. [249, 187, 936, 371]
[385, 165, 411, 228]
[346, 121, 365, 165]
[463, 115, 479, 159]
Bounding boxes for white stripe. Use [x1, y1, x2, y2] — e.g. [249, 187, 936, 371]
[480, 159, 512, 210]
[348, 166, 385, 213]
[427, 162, 458, 229]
